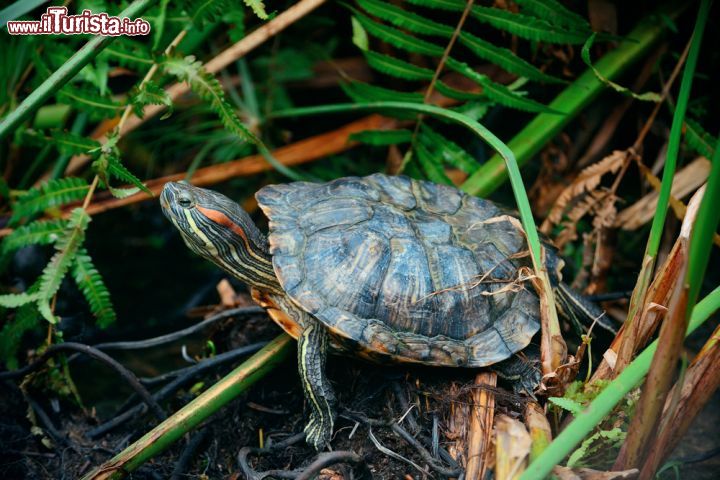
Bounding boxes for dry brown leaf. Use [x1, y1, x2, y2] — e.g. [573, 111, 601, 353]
[495, 415, 531, 480]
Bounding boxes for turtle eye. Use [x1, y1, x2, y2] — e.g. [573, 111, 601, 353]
[178, 193, 194, 208]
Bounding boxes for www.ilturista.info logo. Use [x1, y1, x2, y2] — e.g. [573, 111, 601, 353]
[6, 7, 151, 36]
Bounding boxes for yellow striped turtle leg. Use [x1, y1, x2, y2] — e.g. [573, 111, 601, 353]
[297, 317, 336, 450]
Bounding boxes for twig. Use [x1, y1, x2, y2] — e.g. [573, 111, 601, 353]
[295, 451, 368, 480]
[0, 342, 165, 421]
[170, 427, 209, 480]
[237, 432, 306, 480]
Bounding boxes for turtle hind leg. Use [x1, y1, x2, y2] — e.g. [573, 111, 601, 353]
[492, 345, 541, 398]
[297, 316, 336, 450]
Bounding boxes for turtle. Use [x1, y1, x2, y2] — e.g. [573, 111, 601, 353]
[160, 173, 607, 450]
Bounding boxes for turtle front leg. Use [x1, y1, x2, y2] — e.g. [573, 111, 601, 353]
[297, 316, 336, 450]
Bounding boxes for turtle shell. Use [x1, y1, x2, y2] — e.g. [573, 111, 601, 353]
[256, 174, 542, 367]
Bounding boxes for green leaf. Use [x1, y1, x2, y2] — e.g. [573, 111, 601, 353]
[48, 130, 102, 156]
[363, 51, 434, 81]
[350, 129, 413, 145]
[353, 9, 444, 56]
[56, 86, 123, 121]
[164, 55, 259, 144]
[351, 16, 369, 51]
[514, 0, 590, 30]
[101, 38, 154, 68]
[415, 141, 453, 185]
[341, 81, 424, 103]
[567, 428, 625, 468]
[581, 33, 661, 102]
[183, 0, 230, 27]
[0, 291, 40, 308]
[446, 60, 558, 113]
[471, 5, 590, 44]
[404, 0, 465, 11]
[684, 119, 716, 159]
[243, 0, 268, 20]
[1, 219, 69, 260]
[130, 81, 174, 119]
[10, 177, 90, 226]
[356, 0, 454, 37]
[548, 396, 584, 415]
[419, 125, 479, 174]
[459, 32, 566, 84]
[0, 303, 41, 369]
[72, 249, 116, 328]
[434, 81, 486, 101]
[37, 208, 91, 324]
[108, 186, 142, 199]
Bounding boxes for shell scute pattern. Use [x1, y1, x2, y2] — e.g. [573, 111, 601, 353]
[256, 173, 541, 367]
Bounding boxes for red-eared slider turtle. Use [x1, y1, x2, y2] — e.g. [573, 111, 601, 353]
[160, 174, 606, 450]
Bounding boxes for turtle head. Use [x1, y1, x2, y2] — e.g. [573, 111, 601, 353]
[161, 182, 281, 293]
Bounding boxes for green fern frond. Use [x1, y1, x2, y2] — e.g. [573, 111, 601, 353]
[446, 60, 558, 113]
[364, 51, 434, 81]
[183, 0, 230, 27]
[130, 81, 173, 119]
[514, 0, 590, 30]
[459, 32, 565, 84]
[352, 10, 444, 56]
[684, 119, 716, 159]
[1, 219, 69, 260]
[419, 125, 479, 174]
[37, 208, 91, 323]
[341, 81, 424, 103]
[434, 81, 486, 101]
[242, 0, 268, 20]
[57, 86, 123, 120]
[404, 0, 464, 11]
[0, 291, 40, 308]
[415, 141, 453, 185]
[471, 5, 589, 44]
[19, 129, 101, 156]
[92, 138, 152, 196]
[0, 303, 41, 369]
[10, 178, 90, 226]
[356, 0, 454, 37]
[72, 249, 116, 328]
[102, 38, 154, 68]
[350, 129, 414, 145]
[164, 56, 259, 144]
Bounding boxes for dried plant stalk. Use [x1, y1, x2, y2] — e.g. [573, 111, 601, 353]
[466, 372, 497, 480]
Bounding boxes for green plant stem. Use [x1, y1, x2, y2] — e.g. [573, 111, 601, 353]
[459, 1, 686, 197]
[80, 334, 293, 480]
[520, 286, 720, 480]
[274, 101, 563, 371]
[0, 0, 155, 142]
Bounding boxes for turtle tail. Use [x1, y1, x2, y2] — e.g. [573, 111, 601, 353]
[554, 282, 617, 335]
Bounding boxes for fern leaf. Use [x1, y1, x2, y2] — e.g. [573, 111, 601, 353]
[684, 119, 716, 159]
[341, 81, 424, 103]
[350, 129, 413, 146]
[356, 0, 454, 37]
[446, 60, 558, 113]
[10, 178, 90, 226]
[37, 208, 91, 324]
[364, 51, 434, 81]
[434, 81, 485, 101]
[459, 32, 565, 84]
[101, 38, 153, 68]
[183, 0, 229, 27]
[1, 219, 69, 260]
[582, 33, 661, 102]
[352, 10, 444, 56]
[548, 396, 584, 415]
[50, 130, 102, 156]
[0, 291, 40, 308]
[419, 125, 479, 174]
[130, 81, 173, 119]
[0, 303, 40, 369]
[164, 56, 259, 144]
[514, 0, 590, 30]
[72, 249, 116, 327]
[415, 142, 453, 185]
[471, 6, 589, 44]
[57, 86, 123, 120]
[242, 0, 268, 19]
[404, 0, 465, 11]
